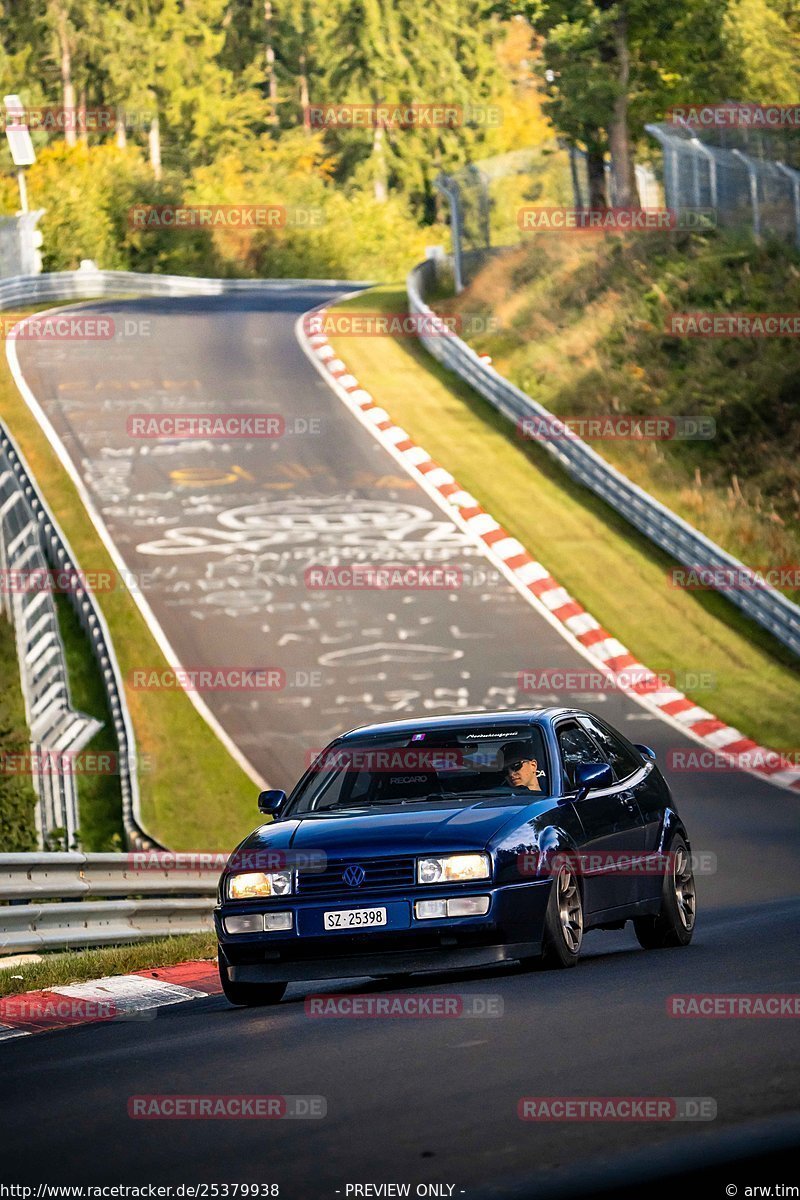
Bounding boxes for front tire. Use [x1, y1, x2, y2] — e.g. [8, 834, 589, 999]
[218, 949, 287, 1007]
[520, 864, 584, 970]
[633, 834, 696, 949]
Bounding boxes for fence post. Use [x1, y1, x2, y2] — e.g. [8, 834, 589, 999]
[732, 149, 761, 237]
[691, 139, 718, 210]
[434, 173, 465, 294]
[775, 162, 800, 250]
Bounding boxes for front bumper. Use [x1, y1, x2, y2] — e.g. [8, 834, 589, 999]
[216, 880, 551, 983]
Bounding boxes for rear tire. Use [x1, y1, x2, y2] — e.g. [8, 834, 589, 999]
[633, 835, 696, 949]
[218, 948, 287, 1007]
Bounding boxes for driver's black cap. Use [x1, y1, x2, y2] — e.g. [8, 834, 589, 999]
[500, 741, 538, 769]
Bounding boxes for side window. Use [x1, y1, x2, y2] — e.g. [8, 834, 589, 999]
[557, 723, 607, 791]
[579, 716, 641, 781]
[312, 766, 372, 811]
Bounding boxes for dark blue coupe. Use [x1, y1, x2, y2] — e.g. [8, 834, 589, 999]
[215, 708, 696, 1005]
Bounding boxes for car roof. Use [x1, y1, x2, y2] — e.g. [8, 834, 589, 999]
[338, 707, 582, 740]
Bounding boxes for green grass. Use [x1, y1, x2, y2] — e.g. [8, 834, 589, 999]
[0, 932, 216, 997]
[442, 230, 800, 599]
[327, 285, 800, 754]
[53, 592, 124, 851]
[0, 613, 38, 850]
[0, 313, 257, 850]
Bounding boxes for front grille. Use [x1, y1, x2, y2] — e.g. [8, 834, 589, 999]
[296, 855, 416, 898]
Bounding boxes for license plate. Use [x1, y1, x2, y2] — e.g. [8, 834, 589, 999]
[323, 907, 387, 931]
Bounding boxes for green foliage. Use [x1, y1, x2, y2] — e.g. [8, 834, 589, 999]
[0, 613, 37, 852]
[187, 138, 436, 279]
[722, 0, 800, 102]
[1, 0, 796, 239]
[0, 141, 216, 272]
[0, 133, 436, 277]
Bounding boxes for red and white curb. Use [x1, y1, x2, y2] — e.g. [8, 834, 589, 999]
[0, 960, 221, 1039]
[297, 306, 800, 794]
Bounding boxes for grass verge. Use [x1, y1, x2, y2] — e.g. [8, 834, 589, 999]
[0, 932, 216, 997]
[0, 612, 38, 850]
[0, 312, 256, 850]
[53, 592, 124, 851]
[443, 231, 800, 597]
[327, 285, 800, 754]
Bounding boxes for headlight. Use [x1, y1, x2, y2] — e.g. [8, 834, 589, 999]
[227, 871, 292, 899]
[417, 853, 491, 884]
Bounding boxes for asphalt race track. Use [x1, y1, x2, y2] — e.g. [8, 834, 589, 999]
[3, 287, 799, 1194]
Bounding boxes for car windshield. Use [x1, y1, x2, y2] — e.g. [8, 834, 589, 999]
[286, 725, 550, 815]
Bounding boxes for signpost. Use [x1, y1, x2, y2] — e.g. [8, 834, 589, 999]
[4, 94, 36, 213]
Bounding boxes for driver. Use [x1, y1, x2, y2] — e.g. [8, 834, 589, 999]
[501, 741, 543, 792]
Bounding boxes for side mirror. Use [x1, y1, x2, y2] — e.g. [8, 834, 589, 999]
[634, 744, 657, 761]
[574, 761, 613, 801]
[258, 789, 287, 816]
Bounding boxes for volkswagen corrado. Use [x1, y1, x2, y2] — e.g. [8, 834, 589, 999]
[215, 708, 696, 1005]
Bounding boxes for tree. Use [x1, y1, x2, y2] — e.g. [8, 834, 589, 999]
[722, 0, 800, 102]
[318, 0, 507, 216]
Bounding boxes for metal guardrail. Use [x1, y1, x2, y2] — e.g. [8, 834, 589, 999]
[0, 852, 217, 952]
[0, 423, 159, 852]
[0, 450, 101, 847]
[1, 899, 213, 953]
[407, 259, 800, 657]
[0, 263, 371, 305]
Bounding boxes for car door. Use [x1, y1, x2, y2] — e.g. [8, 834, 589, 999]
[577, 714, 662, 905]
[555, 719, 644, 915]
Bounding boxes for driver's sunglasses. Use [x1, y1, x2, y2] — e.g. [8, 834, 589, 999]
[505, 759, 526, 772]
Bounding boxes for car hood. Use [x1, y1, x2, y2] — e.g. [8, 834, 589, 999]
[238, 798, 549, 857]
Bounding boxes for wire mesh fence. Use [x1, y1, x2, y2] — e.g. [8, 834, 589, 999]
[646, 121, 800, 247]
[435, 105, 800, 289]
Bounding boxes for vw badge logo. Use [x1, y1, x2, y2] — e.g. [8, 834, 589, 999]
[343, 864, 366, 888]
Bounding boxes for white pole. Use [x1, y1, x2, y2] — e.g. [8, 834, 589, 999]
[17, 168, 29, 213]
